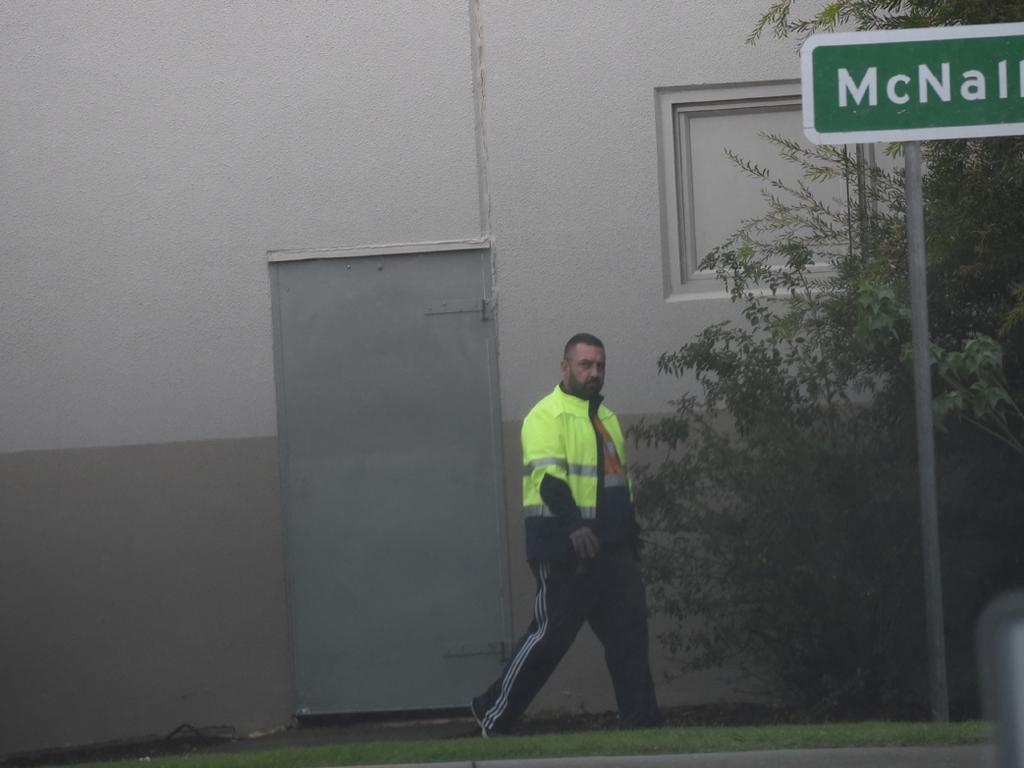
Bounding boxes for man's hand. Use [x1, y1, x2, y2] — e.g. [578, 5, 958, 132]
[569, 526, 601, 559]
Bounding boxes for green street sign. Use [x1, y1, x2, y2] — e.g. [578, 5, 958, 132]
[802, 22, 1024, 144]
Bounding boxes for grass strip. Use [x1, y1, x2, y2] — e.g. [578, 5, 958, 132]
[71, 720, 990, 768]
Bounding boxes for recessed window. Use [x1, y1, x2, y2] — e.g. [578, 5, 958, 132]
[656, 80, 849, 298]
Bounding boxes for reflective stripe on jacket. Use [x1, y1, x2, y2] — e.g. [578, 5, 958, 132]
[520, 384, 633, 560]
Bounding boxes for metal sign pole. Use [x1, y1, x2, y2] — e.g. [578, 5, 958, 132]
[904, 139, 950, 722]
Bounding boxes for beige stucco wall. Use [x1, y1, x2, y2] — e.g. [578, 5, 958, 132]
[483, 0, 803, 418]
[1, 0, 814, 756]
[2, 0, 484, 755]
[0, 439, 290, 754]
[1, 0, 482, 454]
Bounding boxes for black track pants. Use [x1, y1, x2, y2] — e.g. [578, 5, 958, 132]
[473, 544, 661, 732]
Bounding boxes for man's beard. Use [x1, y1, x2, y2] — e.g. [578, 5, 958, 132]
[568, 375, 602, 399]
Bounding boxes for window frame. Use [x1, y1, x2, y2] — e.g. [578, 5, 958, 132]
[655, 79, 807, 299]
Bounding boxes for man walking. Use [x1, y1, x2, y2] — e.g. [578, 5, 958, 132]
[471, 333, 662, 735]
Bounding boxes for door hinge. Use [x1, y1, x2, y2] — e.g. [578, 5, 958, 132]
[443, 640, 508, 660]
[424, 297, 494, 321]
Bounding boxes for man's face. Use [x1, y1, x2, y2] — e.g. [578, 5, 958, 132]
[561, 343, 605, 399]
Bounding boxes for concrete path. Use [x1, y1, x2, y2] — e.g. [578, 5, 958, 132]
[327, 744, 996, 768]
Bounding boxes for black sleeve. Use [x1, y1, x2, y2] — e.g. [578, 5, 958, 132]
[539, 474, 588, 531]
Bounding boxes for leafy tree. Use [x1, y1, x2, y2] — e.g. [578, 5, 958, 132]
[633, 0, 1024, 717]
[751, 0, 1024, 41]
[756, 1, 1024, 430]
[634, 140, 931, 716]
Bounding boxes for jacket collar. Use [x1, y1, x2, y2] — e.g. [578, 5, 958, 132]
[555, 383, 603, 413]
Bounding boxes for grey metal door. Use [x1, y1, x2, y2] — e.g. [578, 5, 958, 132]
[272, 249, 510, 714]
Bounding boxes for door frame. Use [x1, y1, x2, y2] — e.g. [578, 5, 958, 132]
[267, 241, 512, 715]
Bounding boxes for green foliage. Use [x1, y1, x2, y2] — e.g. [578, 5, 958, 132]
[752, 4, 1024, 390]
[750, 0, 1024, 43]
[634, 0, 1024, 715]
[633, 138, 931, 716]
[1001, 283, 1024, 340]
[930, 336, 1024, 455]
[923, 137, 1024, 390]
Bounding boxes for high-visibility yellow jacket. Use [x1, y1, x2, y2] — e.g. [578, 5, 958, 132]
[521, 384, 636, 561]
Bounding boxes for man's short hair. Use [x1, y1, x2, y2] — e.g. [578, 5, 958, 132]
[563, 333, 605, 360]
